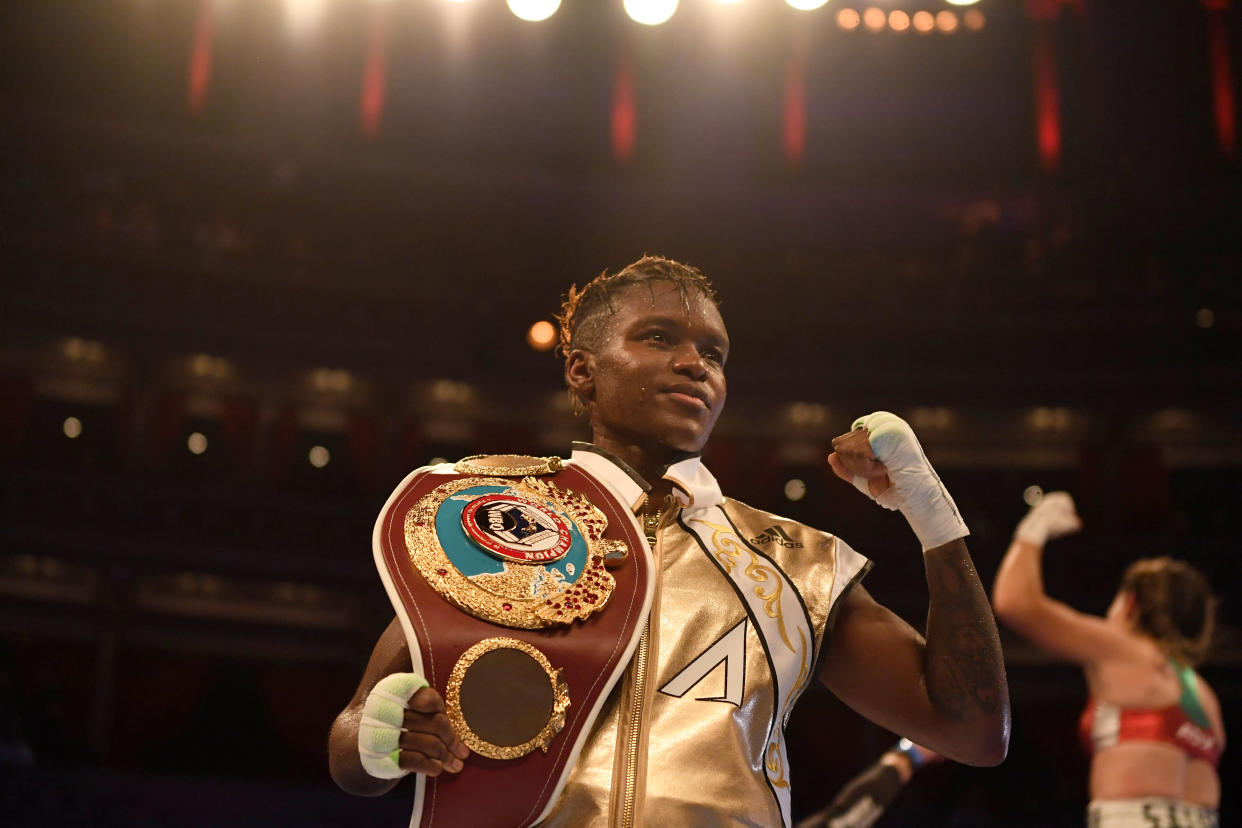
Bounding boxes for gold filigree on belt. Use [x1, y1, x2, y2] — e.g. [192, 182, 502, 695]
[403, 475, 626, 629]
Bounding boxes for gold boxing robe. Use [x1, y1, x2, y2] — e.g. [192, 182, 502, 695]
[538, 444, 871, 828]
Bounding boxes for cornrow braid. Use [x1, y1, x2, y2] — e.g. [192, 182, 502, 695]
[555, 255, 719, 359]
[1121, 557, 1216, 666]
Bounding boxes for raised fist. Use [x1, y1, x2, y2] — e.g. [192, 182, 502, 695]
[1014, 491, 1081, 546]
[830, 412, 968, 552]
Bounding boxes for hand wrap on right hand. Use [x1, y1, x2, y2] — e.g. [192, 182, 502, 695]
[1014, 491, 1081, 546]
[357, 672, 430, 780]
[850, 412, 969, 552]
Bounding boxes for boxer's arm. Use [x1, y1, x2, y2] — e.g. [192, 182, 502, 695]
[822, 416, 1008, 766]
[328, 617, 468, 796]
[819, 546, 1008, 767]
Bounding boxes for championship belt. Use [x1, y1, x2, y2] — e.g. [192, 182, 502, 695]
[372, 454, 653, 828]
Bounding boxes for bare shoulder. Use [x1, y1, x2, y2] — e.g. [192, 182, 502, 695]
[1086, 634, 1174, 701]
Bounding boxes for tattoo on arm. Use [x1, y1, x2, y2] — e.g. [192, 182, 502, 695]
[922, 543, 1007, 722]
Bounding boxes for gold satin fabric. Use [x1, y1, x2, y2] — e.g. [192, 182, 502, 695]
[537, 497, 865, 827]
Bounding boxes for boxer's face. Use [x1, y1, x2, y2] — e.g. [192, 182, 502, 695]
[567, 282, 728, 458]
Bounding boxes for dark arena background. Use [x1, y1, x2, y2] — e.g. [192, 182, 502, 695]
[1, 1, 1238, 825]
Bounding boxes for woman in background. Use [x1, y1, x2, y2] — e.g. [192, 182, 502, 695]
[993, 492, 1224, 827]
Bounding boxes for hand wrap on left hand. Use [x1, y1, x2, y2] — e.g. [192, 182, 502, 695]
[357, 672, 430, 780]
[850, 411, 969, 551]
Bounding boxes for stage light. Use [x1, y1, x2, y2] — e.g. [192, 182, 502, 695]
[284, 0, 327, 37]
[963, 9, 984, 29]
[936, 10, 958, 32]
[911, 406, 952, 430]
[312, 368, 352, 393]
[889, 10, 910, 31]
[63, 337, 104, 363]
[430, 379, 474, 405]
[190, 354, 232, 382]
[787, 0, 830, 10]
[1196, 308, 1215, 328]
[188, 432, 208, 455]
[863, 7, 885, 31]
[1151, 409, 1195, 432]
[309, 445, 331, 468]
[945, 0, 980, 5]
[63, 417, 82, 439]
[624, 0, 678, 26]
[1028, 407, 1071, 431]
[784, 479, 807, 502]
[912, 10, 934, 32]
[527, 320, 558, 351]
[508, 0, 560, 22]
[787, 402, 829, 427]
[837, 8, 860, 29]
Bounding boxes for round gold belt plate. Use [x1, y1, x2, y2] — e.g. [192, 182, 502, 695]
[445, 637, 570, 760]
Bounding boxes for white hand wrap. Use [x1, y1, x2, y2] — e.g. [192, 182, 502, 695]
[1014, 491, 1080, 546]
[357, 672, 429, 780]
[849, 412, 969, 552]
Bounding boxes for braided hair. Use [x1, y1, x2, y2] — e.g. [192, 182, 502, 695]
[555, 255, 719, 359]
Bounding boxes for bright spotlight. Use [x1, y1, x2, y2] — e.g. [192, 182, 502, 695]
[188, 432, 208, 455]
[945, 0, 981, 5]
[787, 0, 830, 10]
[863, 7, 885, 31]
[308, 445, 330, 468]
[63, 417, 82, 439]
[837, 8, 860, 29]
[936, 10, 959, 32]
[508, 0, 560, 22]
[284, 0, 327, 37]
[963, 9, 985, 30]
[784, 479, 807, 502]
[889, 10, 910, 31]
[624, 0, 678, 25]
[527, 320, 558, 351]
[912, 10, 934, 32]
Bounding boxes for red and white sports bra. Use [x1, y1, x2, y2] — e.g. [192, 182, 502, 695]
[1079, 664, 1222, 767]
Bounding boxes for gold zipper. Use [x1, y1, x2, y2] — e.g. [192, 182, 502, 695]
[615, 505, 665, 828]
[619, 623, 651, 828]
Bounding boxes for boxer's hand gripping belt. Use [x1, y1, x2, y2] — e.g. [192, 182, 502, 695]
[358, 672, 430, 779]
